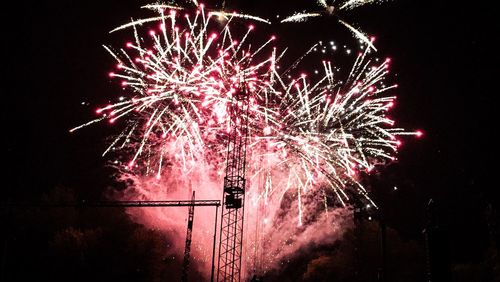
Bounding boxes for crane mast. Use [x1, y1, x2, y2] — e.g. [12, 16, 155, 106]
[217, 82, 250, 282]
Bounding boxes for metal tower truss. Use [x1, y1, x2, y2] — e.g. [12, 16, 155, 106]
[181, 191, 196, 282]
[217, 82, 250, 282]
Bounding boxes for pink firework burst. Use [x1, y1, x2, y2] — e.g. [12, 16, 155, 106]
[71, 3, 421, 277]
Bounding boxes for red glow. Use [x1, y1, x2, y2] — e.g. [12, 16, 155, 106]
[415, 130, 424, 138]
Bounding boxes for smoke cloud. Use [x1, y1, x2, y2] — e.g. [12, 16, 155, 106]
[110, 159, 352, 279]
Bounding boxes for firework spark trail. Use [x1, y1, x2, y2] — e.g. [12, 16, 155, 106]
[338, 19, 377, 51]
[280, 12, 322, 23]
[340, 0, 389, 10]
[279, 0, 390, 49]
[80, 5, 279, 175]
[239, 35, 420, 270]
[72, 2, 420, 277]
[210, 11, 271, 24]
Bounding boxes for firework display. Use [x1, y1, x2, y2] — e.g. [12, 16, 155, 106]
[71, 1, 420, 277]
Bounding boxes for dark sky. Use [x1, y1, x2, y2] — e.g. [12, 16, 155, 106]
[2, 0, 497, 279]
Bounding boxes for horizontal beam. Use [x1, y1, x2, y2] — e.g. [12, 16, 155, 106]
[2, 200, 221, 208]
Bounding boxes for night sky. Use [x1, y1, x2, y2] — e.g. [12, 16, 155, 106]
[2, 0, 497, 281]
